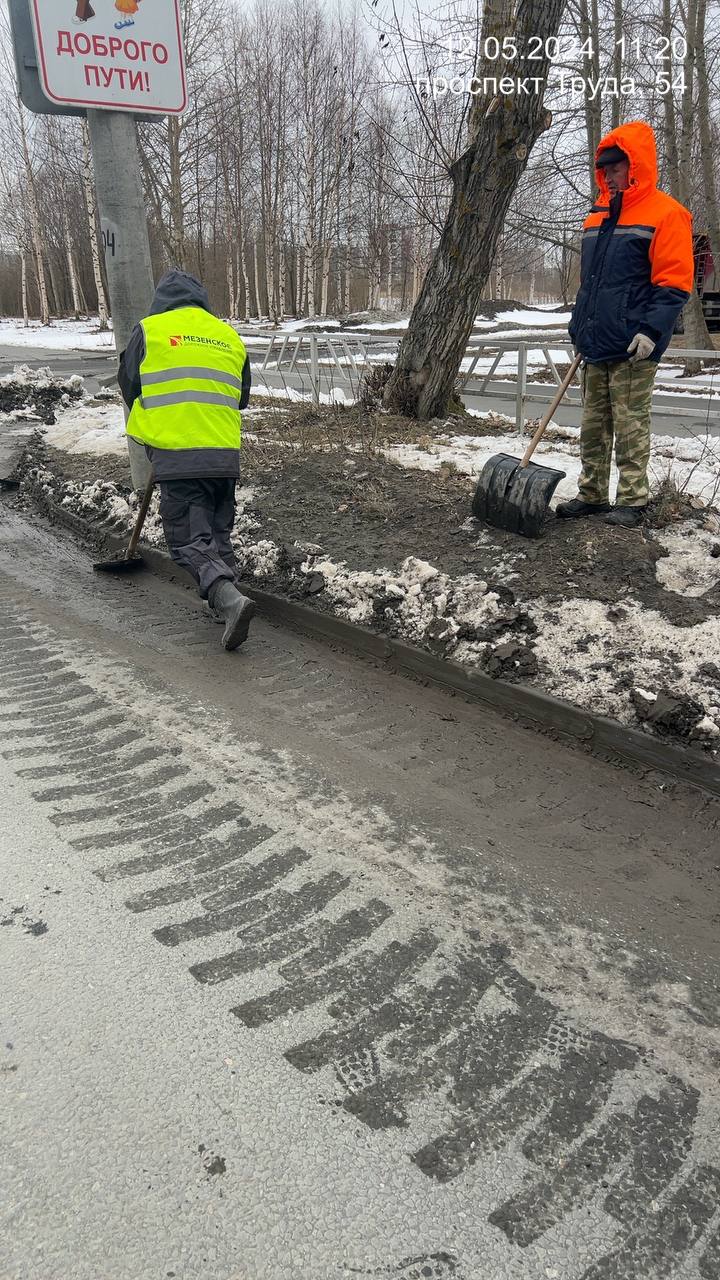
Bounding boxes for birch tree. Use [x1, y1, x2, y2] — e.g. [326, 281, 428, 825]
[82, 123, 109, 329]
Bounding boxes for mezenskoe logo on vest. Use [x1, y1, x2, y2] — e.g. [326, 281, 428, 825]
[168, 334, 232, 349]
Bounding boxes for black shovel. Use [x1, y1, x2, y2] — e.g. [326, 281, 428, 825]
[93, 472, 155, 574]
[471, 353, 583, 538]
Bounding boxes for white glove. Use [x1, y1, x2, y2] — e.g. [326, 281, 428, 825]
[627, 333, 655, 363]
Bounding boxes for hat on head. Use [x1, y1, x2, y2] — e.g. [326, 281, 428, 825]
[596, 144, 628, 167]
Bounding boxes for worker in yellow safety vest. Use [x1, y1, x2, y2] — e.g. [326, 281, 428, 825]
[118, 270, 255, 650]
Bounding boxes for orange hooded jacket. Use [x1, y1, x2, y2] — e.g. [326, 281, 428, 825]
[568, 121, 693, 364]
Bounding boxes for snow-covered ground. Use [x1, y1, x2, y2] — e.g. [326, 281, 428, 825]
[0, 306, 571, 349]
[25, 387, 720, 508]
[458, 346, 570, 374]
[0, 318, 115, 350]
[382, 419, 720, 507]
[492, 308, 572, 327]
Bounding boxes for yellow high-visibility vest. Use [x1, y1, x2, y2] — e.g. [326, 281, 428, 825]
[127, 307, 247, 453]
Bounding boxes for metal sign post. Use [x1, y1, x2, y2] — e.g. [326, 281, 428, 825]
[86, 108, 155, 487]
[10, 0, 188, 489]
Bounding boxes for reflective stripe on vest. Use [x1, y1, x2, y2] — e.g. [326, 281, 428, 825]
[127, 307, 247, 454]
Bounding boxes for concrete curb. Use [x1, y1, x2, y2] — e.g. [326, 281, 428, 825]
[31, 487, 720, 799]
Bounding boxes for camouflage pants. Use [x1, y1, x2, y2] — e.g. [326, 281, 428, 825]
[578, 359, 656, 507]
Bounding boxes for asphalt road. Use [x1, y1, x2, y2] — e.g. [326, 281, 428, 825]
[1, 497, 719, 1280]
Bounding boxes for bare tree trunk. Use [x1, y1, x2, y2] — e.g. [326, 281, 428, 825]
[277, 241, 286, 319]
[320, 241, 331, 316]
[334, 186, 343, 315]
[226, 233, 237, 321]
[305, 223, 316, 317]
[611, 0, 622, 131]
[18, 109, 50, 325]
[695, 0, 720, 274]
[661, 0, 680, 196]
[46, 255, 62, 317]
[493, 254, 502, 301]
[295, 245, 303, 316]
[675, 0, 713, 367]
[252, 237, 262, 317]
[238, 237, 250, 323]
[579, 0, 602, 195]
[383, 0, 564, 419]
[265, 243, 276, 325]
[82, 124, 109, 329]
[677, 0, 698, 208]
[344, 241, 352, 314]
[168, 117, 186, 267]
[681, 291, 714, 368]
[344, 160, 353, 315]
[61, 200, 83, 318]
[21, 250, 29, 327]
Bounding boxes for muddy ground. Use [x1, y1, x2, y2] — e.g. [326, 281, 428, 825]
[39, 422, 718, 631]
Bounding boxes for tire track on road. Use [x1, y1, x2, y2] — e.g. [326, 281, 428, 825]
[2, 588, 719, 1279]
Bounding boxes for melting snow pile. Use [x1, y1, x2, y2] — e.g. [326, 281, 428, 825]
[0, 364, 83, 425]
[42, 398, 127, 455]
[25, 467, 279, 582]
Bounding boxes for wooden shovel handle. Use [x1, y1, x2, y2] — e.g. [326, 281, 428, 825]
[126, 472, 155, 560]
[520, 353, 584, 469]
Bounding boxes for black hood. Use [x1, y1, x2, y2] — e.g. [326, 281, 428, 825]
[148, 269, 212, 316]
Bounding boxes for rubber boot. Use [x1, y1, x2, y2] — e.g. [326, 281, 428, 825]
[209, 579, 256, 651]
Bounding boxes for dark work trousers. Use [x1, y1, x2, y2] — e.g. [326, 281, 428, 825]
[158, 478, 238, 599]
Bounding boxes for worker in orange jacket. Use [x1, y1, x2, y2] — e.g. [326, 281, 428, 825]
[562, 121, 694, 527]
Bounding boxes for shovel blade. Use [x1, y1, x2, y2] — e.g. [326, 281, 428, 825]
[472, 453, 566, 539]
[93, 555, 145, 574]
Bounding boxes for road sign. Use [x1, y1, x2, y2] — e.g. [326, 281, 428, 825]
[29, 0, 187, 116]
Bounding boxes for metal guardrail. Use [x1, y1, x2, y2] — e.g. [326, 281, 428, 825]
[245, 331, 720, 432]
[255, 332, 376, 406]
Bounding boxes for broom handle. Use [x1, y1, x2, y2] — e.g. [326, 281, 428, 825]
[125, 472, 155, 561]
[520, 353, 584, 468]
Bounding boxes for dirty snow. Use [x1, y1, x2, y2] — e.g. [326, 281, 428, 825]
[278, 318, 342, 332]
[654, 522, 720, 597]
[42, 399, 127, 455]
[36, 390, 297, 457]
[519, 596, 720, 729]
[383, 426, 720, 506]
